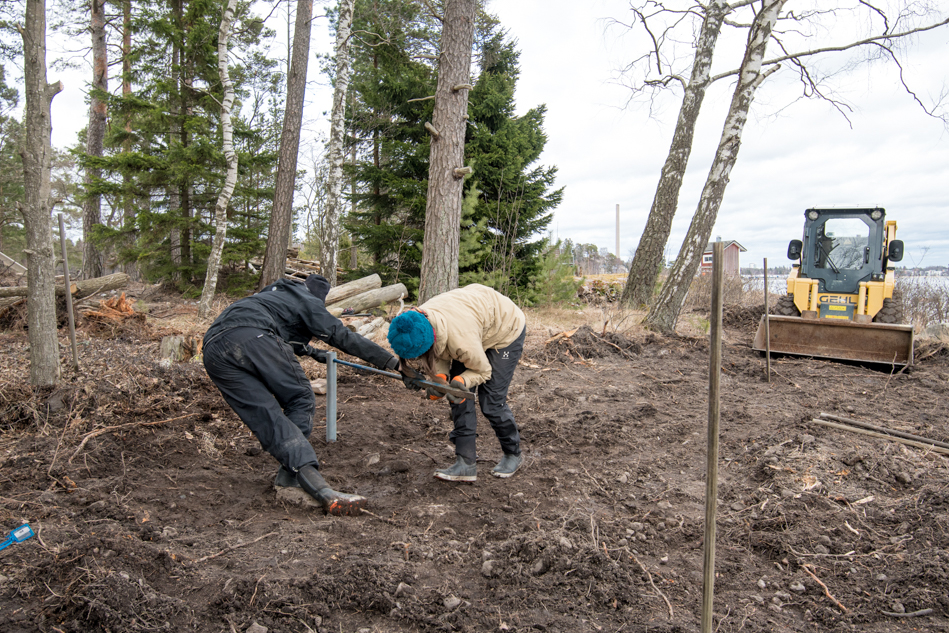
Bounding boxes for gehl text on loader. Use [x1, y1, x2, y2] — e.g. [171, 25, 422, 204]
[753, 207, 914, 366]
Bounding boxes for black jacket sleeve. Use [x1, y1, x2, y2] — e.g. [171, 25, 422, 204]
[301, 304, 396, 370]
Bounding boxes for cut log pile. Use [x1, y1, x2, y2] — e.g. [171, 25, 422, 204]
[323, 274, 408, 319]
[249, 245, 344, 281]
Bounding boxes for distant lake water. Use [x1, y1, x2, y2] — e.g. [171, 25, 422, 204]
[741, 274, 949, 295]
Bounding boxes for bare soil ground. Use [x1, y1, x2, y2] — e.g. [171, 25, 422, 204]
[2, 288, 949, 633]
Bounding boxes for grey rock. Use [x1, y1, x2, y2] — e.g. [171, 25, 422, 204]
[246, 623, 268, 633]
[814, 543, 829, 555]
[443, 596, 462, 610]
[790, 582, 806, 593]
[481, 560, 498, 578]
[531, 558, 548, 575]
[757, 578, 767, 590]
[395, 582, 414, 597]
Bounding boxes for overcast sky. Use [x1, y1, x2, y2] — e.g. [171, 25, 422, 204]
[47, 0, 949, 270]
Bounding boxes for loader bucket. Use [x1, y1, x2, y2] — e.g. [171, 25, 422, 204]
[753, 315, 914, 366]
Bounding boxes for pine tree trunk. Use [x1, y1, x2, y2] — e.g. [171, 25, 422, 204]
[20, 0, 63, 386]
[81, 0, 107, 280]
[198, 0, 238, 319]
[418, 0, 476, 303]
[644, 0, 786, 334]
[322, 0, 356, 286]
[259, 0, 313, 290]
[621, 0, 728, 309]
[121, 0, 139, 280]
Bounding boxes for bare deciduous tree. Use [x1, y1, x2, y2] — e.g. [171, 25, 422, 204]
[198, 0, 239, 319]
[618, 0, 949, 319]
[322, 0, 356, 286]
[418, 0, 476, 303]
[644, 0, 786, 333]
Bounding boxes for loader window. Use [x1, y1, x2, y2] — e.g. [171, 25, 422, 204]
[814, 218, 870, 271]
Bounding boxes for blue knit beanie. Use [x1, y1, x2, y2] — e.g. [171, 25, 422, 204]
[388, 311, 434, 359]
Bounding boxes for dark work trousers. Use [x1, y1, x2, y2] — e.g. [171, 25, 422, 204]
[447, 326, 526, 462]
[203, 327, 320, 471]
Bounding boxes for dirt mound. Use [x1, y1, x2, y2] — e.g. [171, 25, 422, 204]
[722, 303, 765, 332]
[541, 325, 642, 363]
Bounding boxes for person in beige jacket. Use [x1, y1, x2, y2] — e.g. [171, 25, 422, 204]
[388, 284, 527, 481]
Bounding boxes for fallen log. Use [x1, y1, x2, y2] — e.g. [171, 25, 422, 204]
[328, 283, 407, 317]
[0, 272, 129, 299]
[325, 274, 382, 306]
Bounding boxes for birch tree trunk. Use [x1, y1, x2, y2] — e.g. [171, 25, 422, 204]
[198, 0, 238, 319]
[81, 0, 107, 280]
[417, 0, 476, 304]
[20, 0, 63, 386]
[259, 0, 313, 290]
[322, 0, 355, 286]
[621, 0, 728, 309]
[644, 0, 787, 334]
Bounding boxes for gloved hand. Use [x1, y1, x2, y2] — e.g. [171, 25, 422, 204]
[399, 361, 424, 391]
[446, 376, 467, 405]
[304, 345, 327, 363]
[426, 374, 449, 400]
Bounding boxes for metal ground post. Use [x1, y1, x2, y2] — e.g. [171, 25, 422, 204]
[325, 351, 337, 442]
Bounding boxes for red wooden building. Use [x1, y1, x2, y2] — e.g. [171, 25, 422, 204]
[699, 239, 746, 276]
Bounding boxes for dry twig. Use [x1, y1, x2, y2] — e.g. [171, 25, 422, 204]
[801, 564, 847, 612]
[194, 532, 277, 564]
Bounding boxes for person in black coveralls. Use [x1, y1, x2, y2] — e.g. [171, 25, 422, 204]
[202, 274, 400, 515]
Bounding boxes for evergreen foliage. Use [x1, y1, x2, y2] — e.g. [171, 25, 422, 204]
[83, 0, 282, 290]
[341, 8, 561, 299]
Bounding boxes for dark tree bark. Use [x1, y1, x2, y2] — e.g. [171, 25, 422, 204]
[418, 0, 476, 303]
[82, 0, 107, 280]
[621, 0, 729, 309]
[121, 0, 138, 280]
[645, 0, 786, 333]
[259, 0, 313, 290]
[19, 0, 63, 386]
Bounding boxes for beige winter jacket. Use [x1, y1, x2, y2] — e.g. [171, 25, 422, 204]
[419, 284, 526, 388]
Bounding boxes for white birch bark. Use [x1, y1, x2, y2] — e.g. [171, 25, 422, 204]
[322, 0, 356, 286]
[198, 0, 239, 318]
[645, 0, 787, 333]
[621, 0, 729, 309]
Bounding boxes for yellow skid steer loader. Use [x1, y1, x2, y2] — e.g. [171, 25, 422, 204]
[753, 207, 914, 365]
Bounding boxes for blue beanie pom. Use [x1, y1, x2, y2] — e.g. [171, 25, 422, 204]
[388, 311, 434, 359]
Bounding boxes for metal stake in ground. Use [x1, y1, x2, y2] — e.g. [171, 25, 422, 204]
[764, 257, 770, 383]
[701, 241, 724, 633]
[326, 351, 337, 442]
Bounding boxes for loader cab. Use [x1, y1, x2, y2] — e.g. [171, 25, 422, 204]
[792, 208, 887, 294]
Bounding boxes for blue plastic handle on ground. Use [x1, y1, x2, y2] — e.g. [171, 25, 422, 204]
[0, 524, 34, 552]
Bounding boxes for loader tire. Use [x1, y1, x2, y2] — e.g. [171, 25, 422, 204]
[772, 294, 800, 317]
[873, 296, 903, 324]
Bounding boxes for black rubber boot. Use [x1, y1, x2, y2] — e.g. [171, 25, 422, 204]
[434, 456, 477, 482]
[274, 465, 301, 488]
[297, 465, 367, 516]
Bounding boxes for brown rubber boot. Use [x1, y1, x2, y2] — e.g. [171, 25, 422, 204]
[297, 465, 366, 516]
